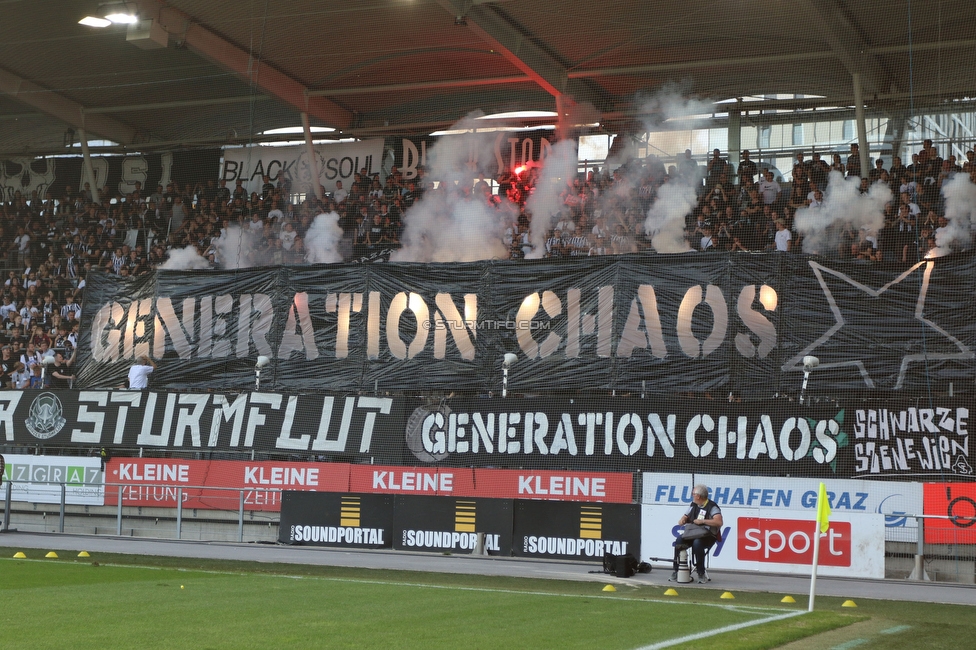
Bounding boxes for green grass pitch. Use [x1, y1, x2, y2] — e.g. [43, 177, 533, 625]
[2, 548, 956, 649]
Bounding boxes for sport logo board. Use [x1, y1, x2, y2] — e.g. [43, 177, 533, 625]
[640, 505, 885, 579]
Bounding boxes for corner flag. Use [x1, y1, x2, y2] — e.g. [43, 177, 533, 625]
[816, 482, 831, 534]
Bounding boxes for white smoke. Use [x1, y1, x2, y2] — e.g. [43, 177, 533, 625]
[304, 212, 344, 264]
[937, 173, 976, 251]
[524, 139, 578, 258]
[215, 225, 255, 269]
[631, 83, 719, 253]
[643, 178, 696, 253]
[794, 171, 891, 255]
[639, 81, 716, 130]
[394, 192, 513, 262]
[160, 246, 211, 270]
[393, 112, 515, 262]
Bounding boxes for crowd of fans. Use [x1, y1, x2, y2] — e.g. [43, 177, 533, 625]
[0, 137, 972, 388]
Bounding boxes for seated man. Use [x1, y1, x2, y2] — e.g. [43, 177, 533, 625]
[671, 484, 723, 583]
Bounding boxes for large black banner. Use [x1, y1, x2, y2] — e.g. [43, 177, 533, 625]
[1, 150, 221, 203]
[76, 253, 976, 395]
[393, 495, 513, 555]
[279, 492, 394, 548]
[389, 132, 554, 181]
[398, 397, 854, 477]
[0, 390, 404, 460]
[3, 391, 971, 481]
[512, 500, 640, 561]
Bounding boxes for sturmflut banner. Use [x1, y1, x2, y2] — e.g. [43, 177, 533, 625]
[75, 253, 976, 394]
[3, 391, 972, 480]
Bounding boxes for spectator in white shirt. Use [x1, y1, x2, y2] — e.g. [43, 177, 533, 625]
[333, 181, 348, 204]
[127, 356, 156, 389]
[758, 171, 781, 206]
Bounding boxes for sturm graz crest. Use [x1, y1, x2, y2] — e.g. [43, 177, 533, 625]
[25, 392, 66, 440]
[405, 404, 451, 463]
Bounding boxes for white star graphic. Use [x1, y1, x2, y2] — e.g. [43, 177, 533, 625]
[782, 260, 974, 388]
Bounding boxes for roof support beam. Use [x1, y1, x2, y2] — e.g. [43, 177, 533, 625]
[0, 66, 138, 145]
[570, 52, 836, 78]
[144, 2, 353, 130]
[309, 76, 532, 97]
[85, 95, 271, 114]
[800, 0, 894, 96]
[436, 0, 602, 108]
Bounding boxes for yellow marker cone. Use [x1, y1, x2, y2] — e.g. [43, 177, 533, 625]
[781, 595, 797, 603]
[13, 552, 26, 559]
[77, 551, 90, 558]
[44, 552, 58, 559]
[664, 588, 678, 596]
[842, 600, 858, 608]
[720, 592, 735, 600]
[602, 584, 616, 592]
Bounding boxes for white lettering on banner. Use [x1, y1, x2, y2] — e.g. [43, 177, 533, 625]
[414, 408, 839, 464]
[0, 391, 23, 441]
[88, 283, 780, 366]
[118, 462, 190, 483]
[401, 530, 500, 551]
[244, 489, 280, 507]
[521, 536, 628, 558]
[641, 473, 923, 540]
[118, 155, 148, 194]
[371, 470, 453, 492]
[291, 525, 385, 545]
[516, 475, 606, 497]
[221, 141, 385, 195]
[640, 504, 886, 579]
[853, 407, 971, 475]
[243, 466, 319, 486]
[397, 134, 551, 181]
[58, 391, 391, 453]
[1, 454, 104, 506]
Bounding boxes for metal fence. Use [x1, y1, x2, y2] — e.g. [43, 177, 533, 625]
[0, 480, 280, 543]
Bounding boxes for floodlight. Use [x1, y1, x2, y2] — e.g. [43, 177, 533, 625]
[799, 356, 819, 404]
[255, 356, 270, 390]
[79, 16, 112, 27]
[105, 13, 139, 24]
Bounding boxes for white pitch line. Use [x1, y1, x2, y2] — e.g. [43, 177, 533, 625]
[1, 557, 792, 615]
[635, 610, 808, 650]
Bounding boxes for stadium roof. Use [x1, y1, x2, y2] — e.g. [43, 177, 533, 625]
[1, 0, 975, 155]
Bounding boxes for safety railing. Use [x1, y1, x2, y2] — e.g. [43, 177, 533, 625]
[0, 480, 281, 543]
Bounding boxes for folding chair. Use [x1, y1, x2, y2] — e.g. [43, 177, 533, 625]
[688, 544, 712, 583]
